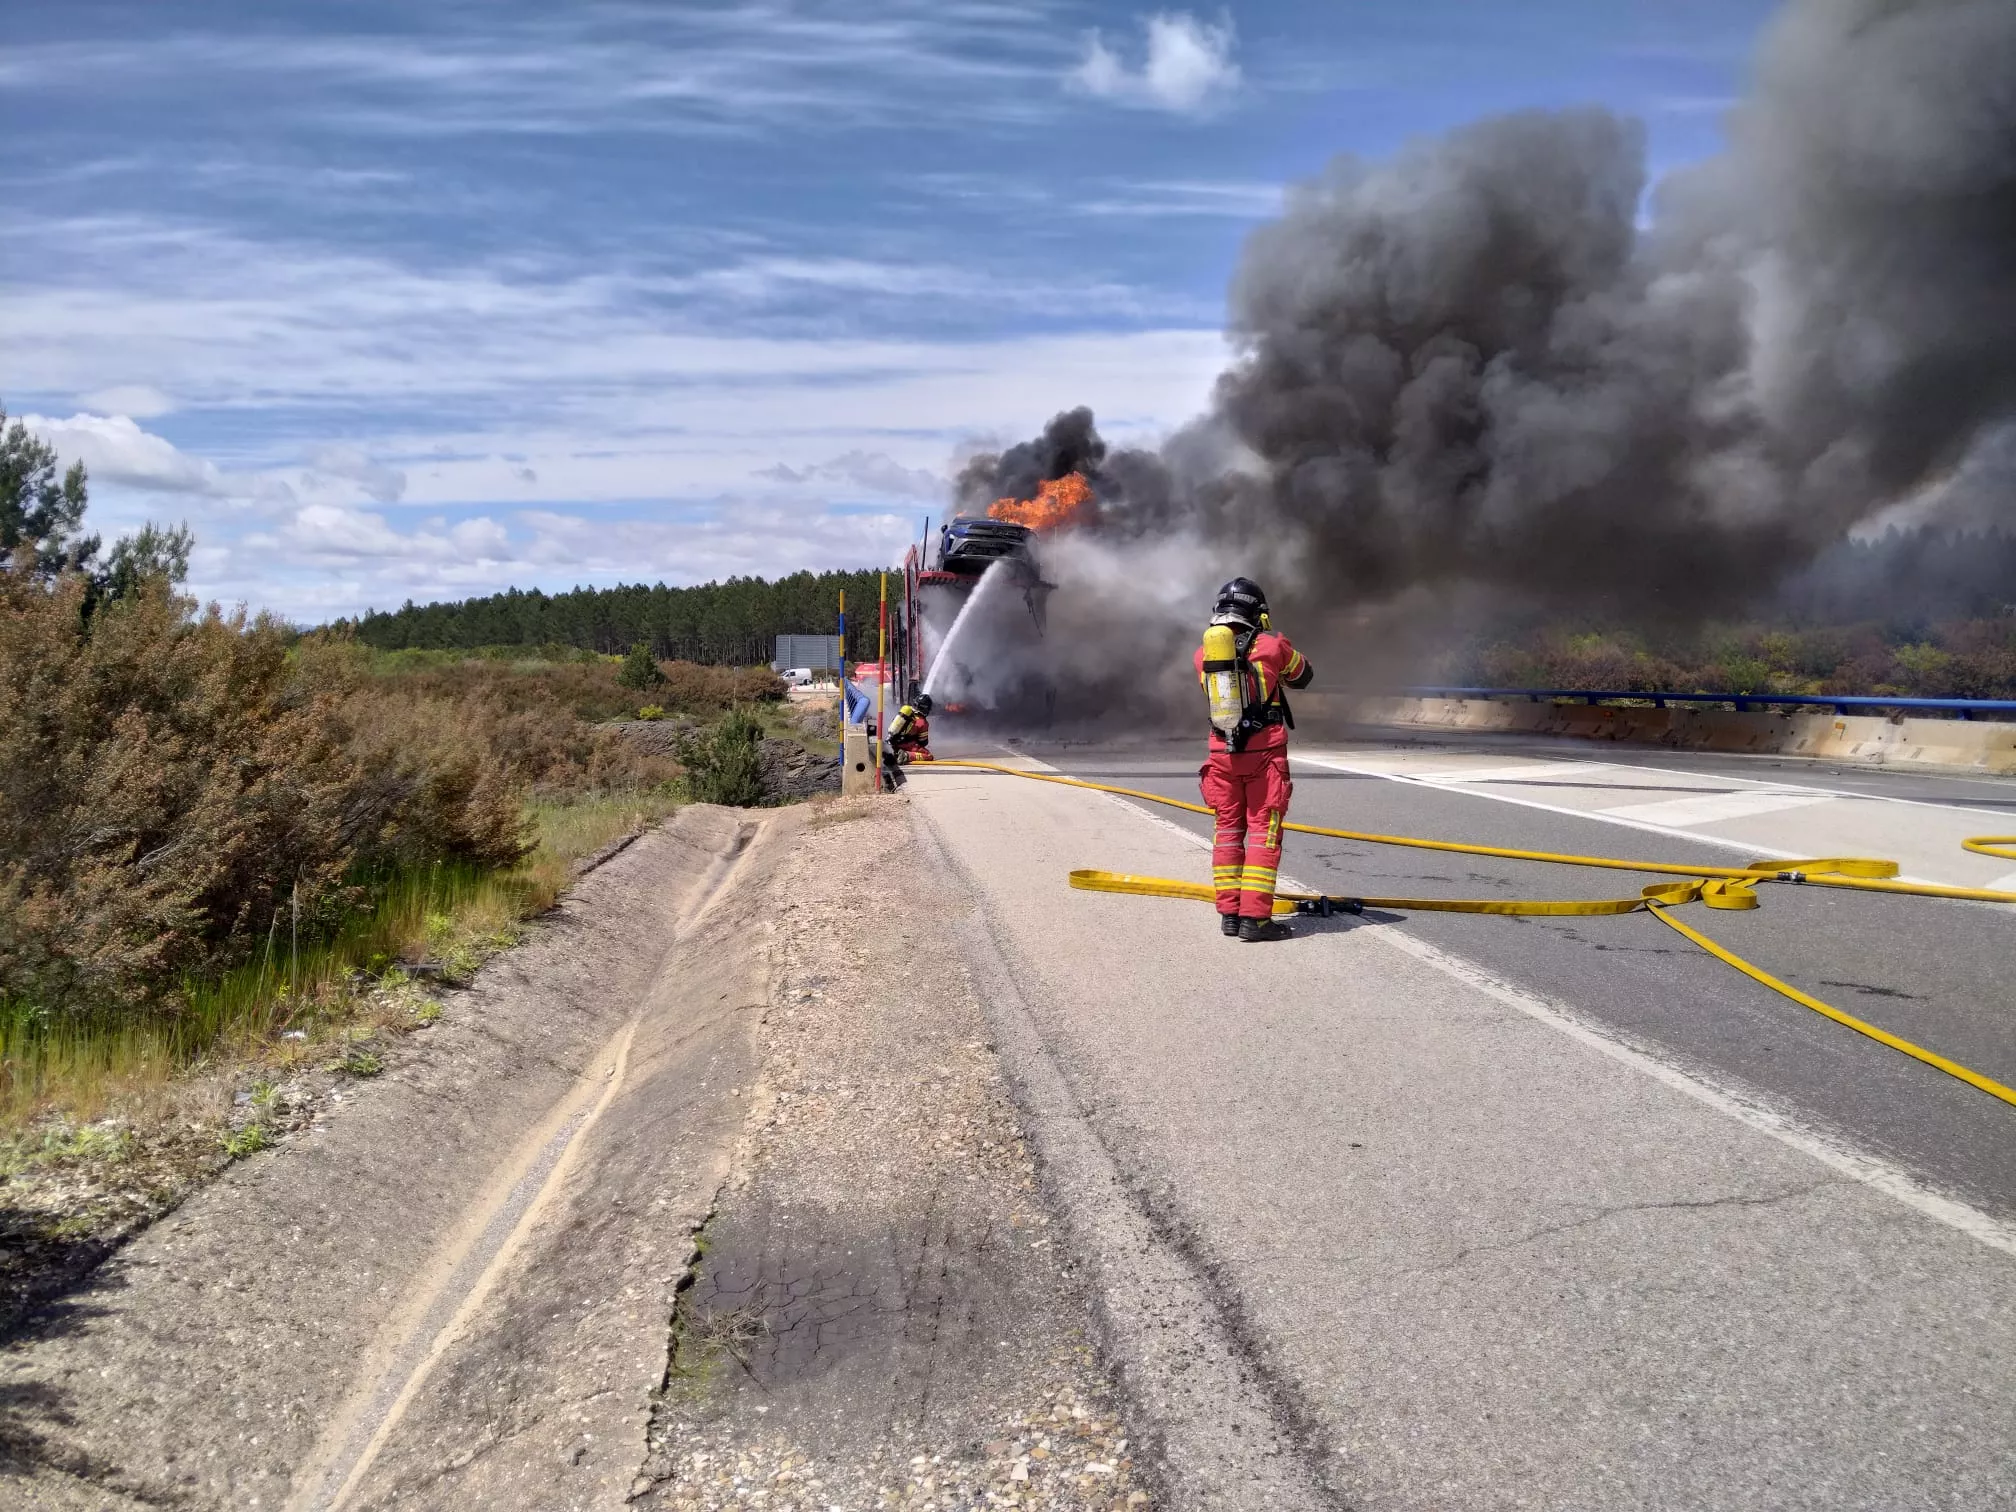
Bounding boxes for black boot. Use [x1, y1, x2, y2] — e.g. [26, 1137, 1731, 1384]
[1238, 916, 1294, 943]
[1220, 913, 1241, 937]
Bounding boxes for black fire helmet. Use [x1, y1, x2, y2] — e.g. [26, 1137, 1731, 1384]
[1211, 577, 1268, 629]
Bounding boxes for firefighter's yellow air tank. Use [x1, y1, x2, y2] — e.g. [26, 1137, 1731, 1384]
[1202, 623, 1243, 734]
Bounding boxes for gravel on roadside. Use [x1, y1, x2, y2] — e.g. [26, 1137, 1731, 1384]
[635, 794, 1152, 1512]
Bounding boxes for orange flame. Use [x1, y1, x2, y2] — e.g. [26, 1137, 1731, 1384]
[987, 472, 1093, 531]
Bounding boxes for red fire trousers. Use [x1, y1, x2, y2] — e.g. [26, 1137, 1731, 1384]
[1200, 747, 1292, 919]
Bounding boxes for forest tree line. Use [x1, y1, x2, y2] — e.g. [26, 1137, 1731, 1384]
[345, 569, 888, 664]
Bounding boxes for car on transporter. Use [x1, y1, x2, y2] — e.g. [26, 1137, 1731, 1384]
[936, 515, 1034, 576]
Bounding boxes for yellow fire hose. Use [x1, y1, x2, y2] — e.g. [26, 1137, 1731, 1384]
[920, 759, 2016, 1110]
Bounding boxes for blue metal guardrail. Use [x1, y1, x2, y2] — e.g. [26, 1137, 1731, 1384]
[1399, 687, 2016, 722]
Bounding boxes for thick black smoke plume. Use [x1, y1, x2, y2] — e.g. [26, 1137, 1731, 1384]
[953, 406, 1107, 511]
[983, 0, 2016, 627]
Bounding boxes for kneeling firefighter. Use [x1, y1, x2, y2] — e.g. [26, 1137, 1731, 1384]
[1195, 578, 1312, 942]
[887, 688, 933, 764]
[878, 688, 933, 792]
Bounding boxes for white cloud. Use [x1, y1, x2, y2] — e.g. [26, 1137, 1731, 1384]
[0, 6, 1078, 136]
[307, 443, 407, 504]
[4, 215, 1210, 412]
[261, 503, 512, 564]
[1081, 178, 1283, 218]
[272, 503, 419, 558]
[451, 516, 513, 558]
[757, 450, 945, 501]
[78, 383, 175, 418]
[1072, 12, 1240, 115]
[23, 411, 233, 496]
[515, 501, 917, 582]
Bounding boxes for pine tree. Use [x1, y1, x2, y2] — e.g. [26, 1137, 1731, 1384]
[617, 639, 665, 690]
[0, 406, 97, 577]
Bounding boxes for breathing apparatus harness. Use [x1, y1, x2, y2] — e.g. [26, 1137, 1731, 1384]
[1201, 578, 1293, 754]
[889, 687, 932, 747]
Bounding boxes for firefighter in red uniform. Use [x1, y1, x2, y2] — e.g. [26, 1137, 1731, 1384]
[887, 689, 933, 763]
[1194, 578, 1312, 941]
[876, 689, 934, 792]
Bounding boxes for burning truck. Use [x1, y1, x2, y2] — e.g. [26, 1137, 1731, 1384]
[896, 472, 1095, 719]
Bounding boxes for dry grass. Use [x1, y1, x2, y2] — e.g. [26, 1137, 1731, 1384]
[0, 791, 681, 1133]
[0, 586, 737, 1145]
[0, 576, 698, 1132]
[363, 649, 787, 727]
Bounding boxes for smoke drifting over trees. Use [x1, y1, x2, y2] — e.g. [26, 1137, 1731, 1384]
[966, 0, 2016, 627]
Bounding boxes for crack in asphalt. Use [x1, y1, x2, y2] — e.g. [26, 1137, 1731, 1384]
[1424, 1180, 1846, 1276]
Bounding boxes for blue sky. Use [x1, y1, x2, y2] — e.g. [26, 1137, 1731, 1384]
[3, 0, 1776, 621]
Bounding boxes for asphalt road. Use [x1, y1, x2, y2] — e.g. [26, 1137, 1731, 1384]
[1028, 733, 2016, 1222]
[907, 732, 2016, 1511]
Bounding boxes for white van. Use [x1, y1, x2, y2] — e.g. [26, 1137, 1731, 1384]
[779, 667, 817, 687]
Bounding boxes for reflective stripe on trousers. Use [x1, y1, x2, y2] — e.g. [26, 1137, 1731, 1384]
[1199, 748, 1293, 919]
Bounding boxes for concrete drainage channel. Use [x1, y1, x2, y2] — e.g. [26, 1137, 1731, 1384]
[1, 795, 1158, 1512]
[281, 808, 781, 1512]
[290, 1017, 646, 1509]
[0, 806, 779, 1510]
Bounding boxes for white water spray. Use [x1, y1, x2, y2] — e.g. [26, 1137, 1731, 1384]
[922, 560, 1010, 702]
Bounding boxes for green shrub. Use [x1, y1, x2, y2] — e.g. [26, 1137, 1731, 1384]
[617, 641, 666, 691]
[637, 704, 665, 721]
[677, 709, 767, 807]
[0, 574, 677, 1023]
[0, 571, 360, 1014]
[219, 1122, 273, 1159]
[337, 1042, 383, 1077]
[356, 648, 783, 722]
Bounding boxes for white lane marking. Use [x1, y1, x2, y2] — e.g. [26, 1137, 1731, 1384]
[1598, 789, 1837, 828]
[1988, 870, 2016, 895]
[1048, 750, 2016, 1260]
[1413, 760, 1617, 785]
[1360, 927, 2016, 1260]
[1334, 743, 2016, 822]
[1293, 751, 1799, 860]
